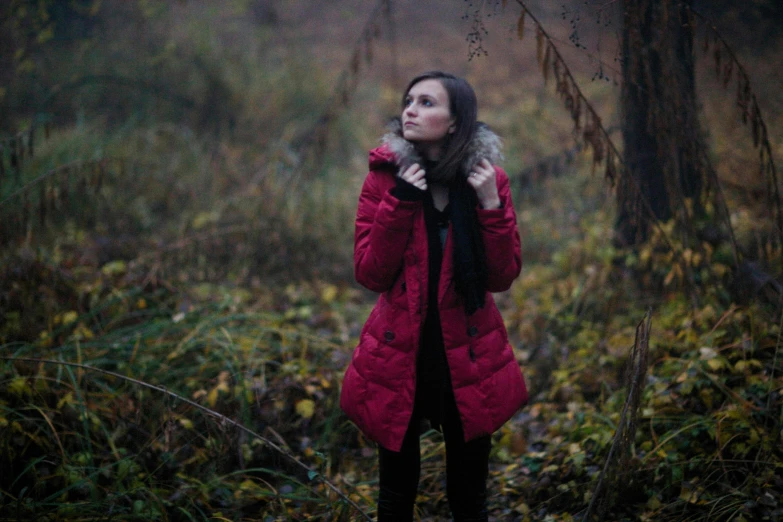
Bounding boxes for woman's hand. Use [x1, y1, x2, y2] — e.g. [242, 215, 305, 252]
[398, 163, 427, 191]
[467, 158, 500, 209]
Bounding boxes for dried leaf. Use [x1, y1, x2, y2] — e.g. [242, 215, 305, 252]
[536, 27, 544, 67]
[517, 11, 525, 40]
[713, 47, 721, 79]
[751, 109, 759, 148]
[542, 43, 551, 84]
[350, 50, 360, 74]
[723, 61, 733, 88]
[606, 150, 617, 185]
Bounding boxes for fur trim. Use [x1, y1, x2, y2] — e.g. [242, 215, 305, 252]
[380, 118, 504, 177]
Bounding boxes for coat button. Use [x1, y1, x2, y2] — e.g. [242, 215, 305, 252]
[401, 282, 406, 291]
[468, 326, 478, 337]
[384, 331, 395, 342]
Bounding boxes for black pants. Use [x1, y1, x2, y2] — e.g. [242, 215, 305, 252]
[376, 394, 491, 522]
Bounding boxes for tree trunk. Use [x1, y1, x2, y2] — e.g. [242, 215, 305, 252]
[616, 0, 704, 246]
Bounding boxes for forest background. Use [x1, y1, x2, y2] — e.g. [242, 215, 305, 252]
[1, 0, 782, 520]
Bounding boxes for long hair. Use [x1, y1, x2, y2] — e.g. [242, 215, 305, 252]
[401, 71, 487, 314]
[401, 71, 478, 182]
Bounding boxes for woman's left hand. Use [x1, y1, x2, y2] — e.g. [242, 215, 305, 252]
[467, 158, 501, 209]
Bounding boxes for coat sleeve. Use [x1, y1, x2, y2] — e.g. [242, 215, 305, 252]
[477, 166, 522, 292]
[354, 169, 421, 293]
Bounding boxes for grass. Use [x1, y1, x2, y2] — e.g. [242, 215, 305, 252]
[1, 285, 377, 520]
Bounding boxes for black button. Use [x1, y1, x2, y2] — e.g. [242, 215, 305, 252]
[384, 331, 395, 342]
[401, 282, 406, 291]
[468, 326, 478, 337]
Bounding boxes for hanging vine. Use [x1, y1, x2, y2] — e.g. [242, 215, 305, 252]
[691, 7, 782, 261]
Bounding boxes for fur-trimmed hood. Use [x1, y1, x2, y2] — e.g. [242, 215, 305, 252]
[377, 118, 504, 181]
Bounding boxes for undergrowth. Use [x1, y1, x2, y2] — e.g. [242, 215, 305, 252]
[2, 192, 782, 521]
[2, 1, 783, 521]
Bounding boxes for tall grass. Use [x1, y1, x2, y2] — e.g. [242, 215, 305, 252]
[1, 287, 376, 521]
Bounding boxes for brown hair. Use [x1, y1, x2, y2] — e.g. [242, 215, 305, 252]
[402, 71, 478, 181]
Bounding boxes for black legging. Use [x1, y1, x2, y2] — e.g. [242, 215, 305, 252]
[377, 391, 491, 522]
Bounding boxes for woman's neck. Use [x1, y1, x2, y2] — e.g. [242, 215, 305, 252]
[418, 142, 444, 162]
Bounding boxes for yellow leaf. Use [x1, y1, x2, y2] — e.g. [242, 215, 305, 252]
[321, 284, 338, 303]
[179, 417, 194, 429]
[38, 330, 52, 348]
[71, 323, 94, 340]
[207, 388, 219, 408]
[191, 211, 219, 230]
[9, 376, 30, 396]
[57, 392, 74, 410]
[101, 260, 127, 276]
[295, 399, 315, 419]
[61, 311, 79, 325]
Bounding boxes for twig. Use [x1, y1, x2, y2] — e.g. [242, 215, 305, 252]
[582, 308, 652, 521]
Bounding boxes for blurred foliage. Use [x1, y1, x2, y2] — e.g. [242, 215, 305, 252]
[1, 0, 782, 521]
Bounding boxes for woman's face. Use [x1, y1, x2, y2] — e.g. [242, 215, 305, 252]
[401, 79, 456, 147]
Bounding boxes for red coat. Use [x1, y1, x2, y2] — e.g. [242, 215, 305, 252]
[340, 142, 528, 452]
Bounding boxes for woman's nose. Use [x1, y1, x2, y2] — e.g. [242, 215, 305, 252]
[404, 104, 417, 117]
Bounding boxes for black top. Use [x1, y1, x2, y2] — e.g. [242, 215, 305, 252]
[416, 189, 451, 429]
[390, 159, 453, 430]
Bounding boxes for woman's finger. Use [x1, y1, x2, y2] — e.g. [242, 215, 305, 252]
[399, 163, 419, 181]
[473, 159, 494, 177]
[399, 163, 427, 190]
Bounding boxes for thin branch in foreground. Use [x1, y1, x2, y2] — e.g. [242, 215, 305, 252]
[0, 356, 373, 521]
[582, 308, 651, 521]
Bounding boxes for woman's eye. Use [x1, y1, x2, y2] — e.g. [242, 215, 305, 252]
[422, 99, 432, 107]
[404, 98, 413, 106]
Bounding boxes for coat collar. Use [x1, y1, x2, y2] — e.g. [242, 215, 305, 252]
[378, 118, 504, 180]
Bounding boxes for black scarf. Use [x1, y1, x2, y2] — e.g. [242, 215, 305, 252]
[423, 159, 487, 315]
[449, 176, 487, 315]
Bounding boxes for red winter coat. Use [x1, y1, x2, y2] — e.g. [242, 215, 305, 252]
[340, 130, 528, 452]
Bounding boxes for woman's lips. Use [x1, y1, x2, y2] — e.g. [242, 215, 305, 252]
[404, 121, 416, 126]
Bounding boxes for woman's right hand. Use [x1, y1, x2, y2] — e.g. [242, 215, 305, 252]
[398, 163, 427, 191]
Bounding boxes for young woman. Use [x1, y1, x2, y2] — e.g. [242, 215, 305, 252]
[340, 71, 528, 521]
